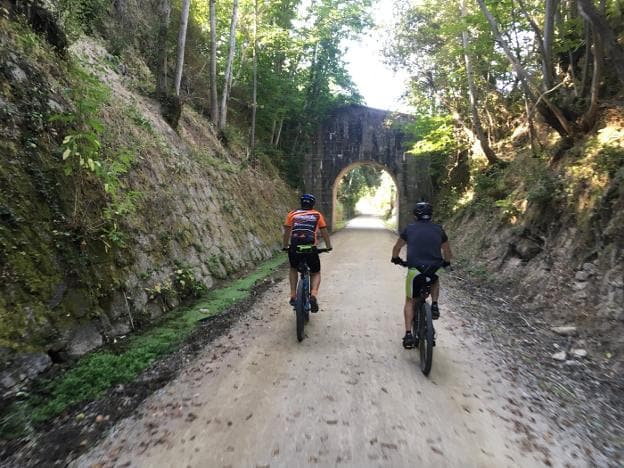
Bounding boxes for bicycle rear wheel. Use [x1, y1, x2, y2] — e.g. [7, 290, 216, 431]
[295, 276, 307, 342]
[419, 302, 434, 375]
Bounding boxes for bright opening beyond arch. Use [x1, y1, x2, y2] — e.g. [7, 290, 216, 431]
[332, 162, 398, 231]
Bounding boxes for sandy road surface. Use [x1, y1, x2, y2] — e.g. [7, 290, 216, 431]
[73, 218, 588, 468]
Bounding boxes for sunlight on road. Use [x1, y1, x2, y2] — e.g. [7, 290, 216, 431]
[345, 215, 387, 229]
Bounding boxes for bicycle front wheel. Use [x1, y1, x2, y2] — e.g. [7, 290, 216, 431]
[295, 276, 306, 342]
[419, 302, 434, 375]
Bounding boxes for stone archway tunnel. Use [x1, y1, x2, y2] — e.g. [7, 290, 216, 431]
[303, 105, 433, 231]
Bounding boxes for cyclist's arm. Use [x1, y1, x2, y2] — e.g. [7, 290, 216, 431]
[282, 225, 292, 249]
[319, 227, 332, 249]
[392, 238, 406, 258]
[441, 241, 453, 262]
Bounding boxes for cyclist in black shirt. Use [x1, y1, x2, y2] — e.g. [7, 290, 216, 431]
[391, 202, 453, 349]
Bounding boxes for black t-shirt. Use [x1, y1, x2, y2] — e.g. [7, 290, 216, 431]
[400, 221, 448, 267]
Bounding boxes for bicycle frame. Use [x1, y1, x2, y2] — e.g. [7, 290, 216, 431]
[296, 262, 311, 313]
[291, 245, 329, 342]
[398, 261, 438, 375]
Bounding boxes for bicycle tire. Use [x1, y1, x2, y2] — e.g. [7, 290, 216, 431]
[304, 276, 310, 323]
[295, 275, 306, 342]
[419, 302, 434, 375]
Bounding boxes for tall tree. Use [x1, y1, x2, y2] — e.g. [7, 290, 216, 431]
[156, 0, 171, 97]
[209, 0, 219, 124]
[219, 0, 240, 130]
[580, 22, 604, 130]
[460, 0, 500, 165]
[174, 0, 192, 96]
[577, 0, 624, 86]
[475, 0, 577, 137]
[250, 0, 259, 155]
[543, 0, 559, 90]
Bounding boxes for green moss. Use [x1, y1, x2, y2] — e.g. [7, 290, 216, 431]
[201, 254, 285, 314]
[0, 302, 51, 350]
[0, 254, 286, 436]
[207, 254, 227, 279]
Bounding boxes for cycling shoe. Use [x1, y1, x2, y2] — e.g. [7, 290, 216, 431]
[403, 332, 415, 349]
[431, 303, 440, 320]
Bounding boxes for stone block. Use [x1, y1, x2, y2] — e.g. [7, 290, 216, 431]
[67, 323, 103, 358]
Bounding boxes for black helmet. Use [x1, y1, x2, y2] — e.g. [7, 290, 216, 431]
[413, 202, 433, 220]
[300, 193, 316, 209]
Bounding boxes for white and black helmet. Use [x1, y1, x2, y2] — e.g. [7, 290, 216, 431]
[413, 202, 433, 220]
[300, 193, 316, 209]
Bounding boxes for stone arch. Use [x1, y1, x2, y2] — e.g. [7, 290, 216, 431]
[303, 105, 433, 231]
[331, 160, 399, 231]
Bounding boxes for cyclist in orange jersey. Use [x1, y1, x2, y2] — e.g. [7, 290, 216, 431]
[282, 194, 332, 312]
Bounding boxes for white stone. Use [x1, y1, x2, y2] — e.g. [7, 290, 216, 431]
[572, 349, 588, 358]
[552, 351, 567, 361]
[10, 64, 27, 82]
[551, 326, 578, 336]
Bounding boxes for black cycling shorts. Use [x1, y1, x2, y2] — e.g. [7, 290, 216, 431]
[288, 249, 321, 273]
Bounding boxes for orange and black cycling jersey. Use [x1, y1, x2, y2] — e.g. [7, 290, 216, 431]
[284, 209, 327, 246]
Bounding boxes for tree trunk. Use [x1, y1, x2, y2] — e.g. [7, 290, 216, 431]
[460, 0, 500, 165]
[580, 19, 592, 96]
[209, 0, 218, 124]
[580, 26, 604, 131]
[270, 119, 276, 145]
[274, 117, 283, 147]
[219, 0, 239, 131]
[524, 94, 540, 156]
[250, 0, 258, 155]
[174, 0, 191, 96]
[577, 0, 624, 86]
[156, 0, 171, 97]
[543, 0, 559, 89]
[476, 0, 577, 137]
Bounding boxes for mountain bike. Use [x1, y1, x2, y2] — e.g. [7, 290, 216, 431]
[398, 261, 443, 376]
[292, 245, 330, 342]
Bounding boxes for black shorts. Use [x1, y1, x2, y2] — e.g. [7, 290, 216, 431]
[288, 249, 321, 273]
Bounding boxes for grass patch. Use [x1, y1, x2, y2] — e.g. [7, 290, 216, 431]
[1, 254, 286, 436]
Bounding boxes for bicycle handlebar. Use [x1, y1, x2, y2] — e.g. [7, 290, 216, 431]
[283, 246, 332, 253]
[392, 257, 453, 271]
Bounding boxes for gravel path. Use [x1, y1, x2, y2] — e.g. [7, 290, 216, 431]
[71, 219, 590, 468]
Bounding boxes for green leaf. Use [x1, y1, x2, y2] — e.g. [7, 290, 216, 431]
[62, 148, 72, 160]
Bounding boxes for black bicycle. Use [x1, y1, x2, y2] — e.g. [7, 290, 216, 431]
[398, 261, 440, 375]
[292, 245, 330, 342]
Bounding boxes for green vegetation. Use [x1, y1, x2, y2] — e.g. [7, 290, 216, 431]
[49, 64, 141, 249]
[404, 115, 457, 158]
[98, 0, 372, 187]
[58, 0, 109, 38]
[337, 166, 383, 219]
[0, 254, 286, 437]
[385, 0, 624, 233]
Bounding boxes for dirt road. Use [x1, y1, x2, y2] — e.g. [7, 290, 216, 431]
[72, 218, 588, 467]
